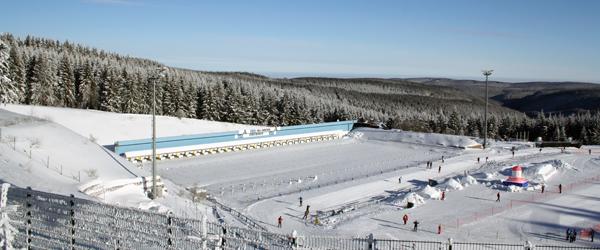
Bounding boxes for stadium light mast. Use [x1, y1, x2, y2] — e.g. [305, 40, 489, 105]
[151, 66, 167, 199]
[482, 69, 494, 149]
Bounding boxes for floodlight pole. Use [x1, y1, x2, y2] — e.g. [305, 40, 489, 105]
[482, 70, 493, 149]
[151, 67, 167, 199]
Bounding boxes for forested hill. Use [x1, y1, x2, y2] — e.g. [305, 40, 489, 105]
[406, 78, 600, 115]
[1, 33, 600, 144]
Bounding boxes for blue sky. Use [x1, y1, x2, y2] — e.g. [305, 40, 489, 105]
[2, 0, 599, 82]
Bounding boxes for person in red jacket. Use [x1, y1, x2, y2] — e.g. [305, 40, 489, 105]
[402, 214, 409, 225]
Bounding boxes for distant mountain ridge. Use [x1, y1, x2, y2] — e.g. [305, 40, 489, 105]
[404, 78, 600, 115]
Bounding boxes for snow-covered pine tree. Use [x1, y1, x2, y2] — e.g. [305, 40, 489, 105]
[277, 93, 293, 126]
[195, 86, 207, 119]
[76, 62, 94, 108]
[259, 93, 278, 125]
[7, 45, 25, 103]
[184, 83, 196, 118]
[224, 85, 242, 123]
[161, 79, 175, 116]
[0, 40, 19, 104]
[173, 79, 186, 119]
[99, 68, 121, 112]
[26, 54, 56, 106]
[580, 126, 589, 144]
[121, 70, 140, 114]
[57, 55, 76, 107]
[447, 111, 461, 135]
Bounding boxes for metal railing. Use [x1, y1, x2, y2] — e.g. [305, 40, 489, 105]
[2, 184, 599, 250]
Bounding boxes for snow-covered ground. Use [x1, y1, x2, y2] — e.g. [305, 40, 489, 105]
[1, 104, 265, 145]
[0, 107, 213, 220]
[2, 104, 599, 246]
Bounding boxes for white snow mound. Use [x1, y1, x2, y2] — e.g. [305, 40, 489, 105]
[460, 175, 478, 186]
[522, 160, 572, 182]
[444, 178, 464, 190]
[398, 192, 426, 207]
[420, 185, 443, 199]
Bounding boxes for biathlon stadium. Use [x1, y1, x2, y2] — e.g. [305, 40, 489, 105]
[114, 120, 356, 162]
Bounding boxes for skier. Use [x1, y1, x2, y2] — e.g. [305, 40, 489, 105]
[299, 197, 303, 207]
[399, 176, 402, 184]
[512, 151, 515, 157]
[559, 184, 563, 194]
[441, 155, 444, 163]
[413, 220, 419, 232]
[572, 230, 577, 243]
[566, 228, 571, 241]
[541, 184, 545, 194]
[485, 156, 489, 162]
[437, 224, 442, 234]
[591, 228, 595, 242]
[277, 216, 283, 228]
[303, 205, 310, 220]
[402, 214, 408, 225]
[441, 191, 446, 200]
[477, 157, 480, 163]
[496, 192, 500, 202]
[438, 166, 442, 173]
[290, 230, 298, 247]
[590, 149, 592, 155]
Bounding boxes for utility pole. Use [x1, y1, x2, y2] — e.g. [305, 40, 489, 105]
[151, 67, 167, 199]
[482, 70, 494, 149]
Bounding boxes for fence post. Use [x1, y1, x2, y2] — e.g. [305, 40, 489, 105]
[200, 216, 207, 249]
[69, 194, 76, 250]
[448, 238, 453, 250]
[1, 183, 12, 250]
[167, 215, 173, 249]
[524, 240, 534, 250]
[25, 187, 32, 249]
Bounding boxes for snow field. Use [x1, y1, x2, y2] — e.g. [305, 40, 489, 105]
[3, 104, 600, 247]
[157, 135, 459, 207]
[2, 104, 265, 145]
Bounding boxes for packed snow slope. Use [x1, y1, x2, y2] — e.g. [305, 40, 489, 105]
[0, 108, 210, 215]
[2, 104, 266, 145]
[0, 108, 143, 195]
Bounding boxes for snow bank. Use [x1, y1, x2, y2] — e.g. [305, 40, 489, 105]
[444, 178, 464, 190]
[507, 185, 523, 192]
[397, 193, 426, 207]
[460, 175, 478, 186]
[522, 160, 573, 182]
[420, 185, 442, 199]
[352, 128, 481, 148]
[79, 177, 170, 212]
[523, 164, 556, 182]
